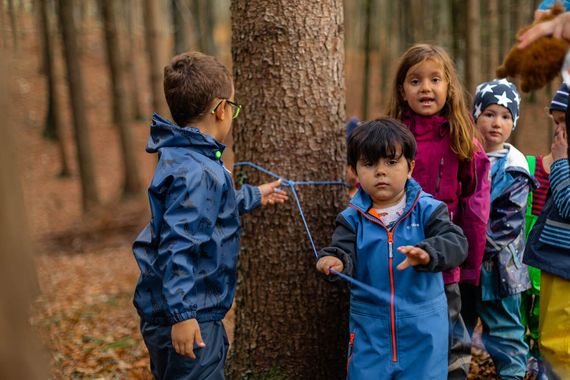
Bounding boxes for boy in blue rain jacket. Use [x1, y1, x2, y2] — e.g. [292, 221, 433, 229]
[132, 52, 287, 380]
[316, 118, 468, 380]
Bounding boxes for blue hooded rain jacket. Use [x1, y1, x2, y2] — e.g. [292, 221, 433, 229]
[133, 113, 261, 325]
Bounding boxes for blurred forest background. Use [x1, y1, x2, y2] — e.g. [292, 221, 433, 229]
[0, 0, 557, 378]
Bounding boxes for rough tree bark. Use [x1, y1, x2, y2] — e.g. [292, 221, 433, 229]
[99, 0, 141, 196]
[38, 0, 70, 176]
[57, 0, 99, 211]
[228, 1, 349, 379]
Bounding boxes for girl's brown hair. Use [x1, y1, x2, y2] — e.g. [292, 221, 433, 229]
[386, 44, 479, 161]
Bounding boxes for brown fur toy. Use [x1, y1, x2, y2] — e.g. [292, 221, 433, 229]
[496, 3, 569, 92]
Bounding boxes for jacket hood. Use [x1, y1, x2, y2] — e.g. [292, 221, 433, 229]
[350, 178, 425, 213]
[402, 112, 449, 138]
[146, 113, 225, 159]
[500, 144, 538, 187]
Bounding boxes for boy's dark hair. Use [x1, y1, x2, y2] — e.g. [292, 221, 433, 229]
[347, 118, 416, 172]
[164, 51, 233, 127]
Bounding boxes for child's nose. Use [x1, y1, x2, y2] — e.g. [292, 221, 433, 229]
[419, 81, 431, 92]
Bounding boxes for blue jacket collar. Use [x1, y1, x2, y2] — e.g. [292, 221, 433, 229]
[349, 178, 424, 214]
[146, 113, 225, 160]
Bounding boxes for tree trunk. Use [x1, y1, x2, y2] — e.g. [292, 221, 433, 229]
[57, 0, 99, 211]
[142, 0, 168, 116]
[487, 0, 499, 78]
[201, 0, 217, 55]
[0, 2, 8, 48]
[99, 0, 141, 196]
[121, 0, 144, 120]
[228, 0, 349, 378]
[8, 0, 19, 51]
[361, 0, 372, 119]
[39, 0, 70, 176]
[465, 0, 481, 94]
[411, 0, 424, 43]
[0, 56, 48, 380]
[399, 0, 413, 49]
[499, 0, 511, 62]
[379, 0, 390, 103]
[171, 0, 193, 55]
[450, 0, 466, 80]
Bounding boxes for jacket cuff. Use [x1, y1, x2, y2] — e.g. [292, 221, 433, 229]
[168, 311, 197, 324]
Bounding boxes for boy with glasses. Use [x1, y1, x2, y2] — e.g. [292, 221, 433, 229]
[132, 52, 288, 379]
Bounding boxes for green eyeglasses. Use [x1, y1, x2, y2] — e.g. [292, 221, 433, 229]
[211, 99, 242, 119]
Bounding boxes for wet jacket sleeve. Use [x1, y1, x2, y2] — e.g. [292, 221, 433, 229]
[235, 185, 262, 215]
[156, 168, 223, 323]
[415, 203, 468, 272]
[550, 159, 570, 219]
[486, 174, 530, 258]
[456, 142, 491, 285]
[317, 215, 356, 277]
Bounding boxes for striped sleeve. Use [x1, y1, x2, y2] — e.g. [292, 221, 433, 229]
[550, 159, 570, 219]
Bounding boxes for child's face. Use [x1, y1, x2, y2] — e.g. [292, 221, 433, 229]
[401, 59, 448, 117]
[476, 104, 514, 152]
[551, 110, 566, 130]
[355, 148, 414, 209]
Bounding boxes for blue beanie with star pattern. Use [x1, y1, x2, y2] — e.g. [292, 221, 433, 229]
[473, 79, 521, 129]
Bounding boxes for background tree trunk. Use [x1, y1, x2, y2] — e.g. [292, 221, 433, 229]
[465, 0, 481, 94]
[171, 0, 193, 55]
[39, 0, 70, 176]
[361, 0, 372, 119]
[57, 0, 99, 211]
[99, 0, 141, 196]
[8, 0, 19, 51]
[451, 0, 466, 80]
[142, 0, 168, 116]
[487, 0, 499, 78]
[228, 0, 349, 378]
[122, 0, 144, 120]
[0, 55, 48, 380]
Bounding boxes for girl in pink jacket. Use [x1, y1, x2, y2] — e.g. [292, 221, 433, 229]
[386, 44, 491, 380]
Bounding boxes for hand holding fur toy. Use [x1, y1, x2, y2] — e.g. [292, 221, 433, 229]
[497, 3, 569, 92]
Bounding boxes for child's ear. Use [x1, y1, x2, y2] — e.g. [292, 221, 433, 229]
[213, 100, 226, 121]
[408, 160, 415, 178]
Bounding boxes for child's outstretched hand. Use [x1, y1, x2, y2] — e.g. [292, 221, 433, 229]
[396, 246, 430, 270]
[258, 179, 289, 206]
[171, 318, 206, 359]
[316, 256, 343, 275]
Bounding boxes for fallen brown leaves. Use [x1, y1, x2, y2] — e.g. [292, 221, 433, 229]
[32, 243, 153, 379]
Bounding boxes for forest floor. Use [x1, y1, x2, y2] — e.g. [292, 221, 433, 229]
[7, 13, 548, 380]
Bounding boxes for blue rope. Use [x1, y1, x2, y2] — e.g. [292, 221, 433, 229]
[234, 161, 386, 298]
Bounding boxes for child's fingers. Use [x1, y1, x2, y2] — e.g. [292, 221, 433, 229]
[194, 327, 206, 348]
[316, 259, 328, 274]
[397, 258, 410, 271]
[267, 179, 283, 192]
[184, 343, 197, 359]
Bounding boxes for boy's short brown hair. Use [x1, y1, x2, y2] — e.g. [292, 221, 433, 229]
[164, 51, 233, 127]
